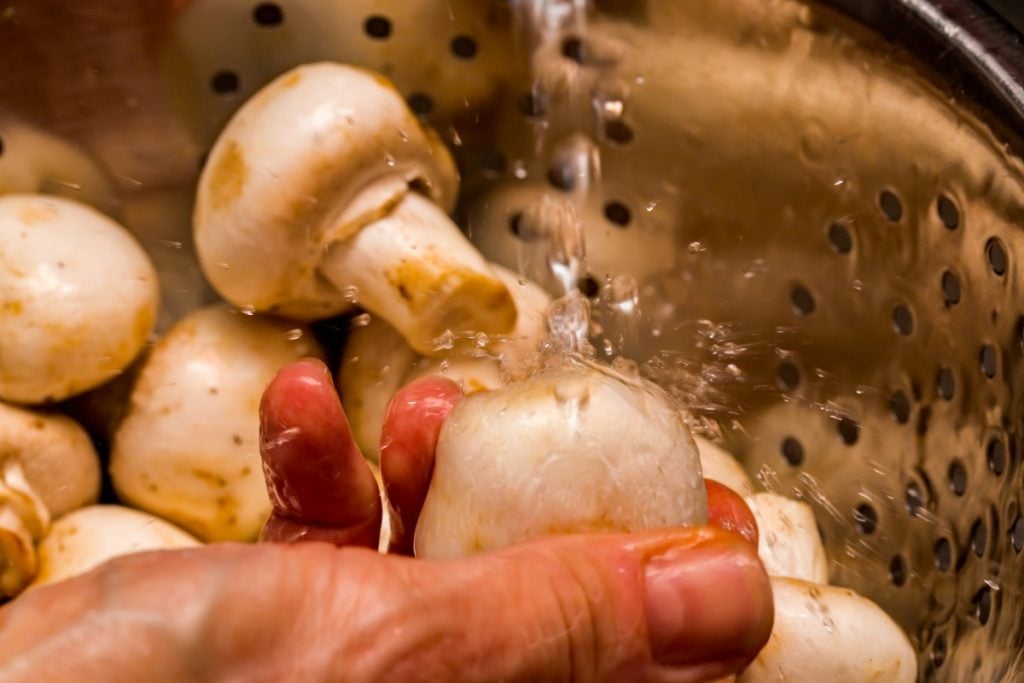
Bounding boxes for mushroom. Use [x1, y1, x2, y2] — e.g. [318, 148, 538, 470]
[0, 195, 159, 405]
[414, 359, 707, 558]
[747, 492, 829, 584]
[340, 264, 550, 459]
[194, 62, 516, 355]
[693, 435, 756, 497]
[739, 577, 917, 682]
[110, 305, 323, 542]
[29, 505, 199, 590]
[0, 121, 118, 214]
[0, 402, 100, 596]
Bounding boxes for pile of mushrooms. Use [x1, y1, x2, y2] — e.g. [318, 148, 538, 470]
[0, 58, 918, 683]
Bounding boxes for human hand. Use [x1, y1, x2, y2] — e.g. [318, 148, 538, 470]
[0, 359, 772, 683]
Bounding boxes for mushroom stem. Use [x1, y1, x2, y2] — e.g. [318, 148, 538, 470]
[0, 459, 50, 596]
[323, 192, 516, 356]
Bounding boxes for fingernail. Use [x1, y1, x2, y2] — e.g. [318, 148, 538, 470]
[644, 539, 772, 667]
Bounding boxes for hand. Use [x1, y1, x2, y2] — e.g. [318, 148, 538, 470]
[0, 359, 772, 683]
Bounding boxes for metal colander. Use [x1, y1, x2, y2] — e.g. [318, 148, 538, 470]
[1, 0, 1023, 680]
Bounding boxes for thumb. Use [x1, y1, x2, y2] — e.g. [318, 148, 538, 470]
[364, 527, 772, 683]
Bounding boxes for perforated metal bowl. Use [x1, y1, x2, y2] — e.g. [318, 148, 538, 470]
[1, 0, 1022, 679]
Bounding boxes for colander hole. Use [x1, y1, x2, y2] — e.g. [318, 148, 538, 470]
[1012, 516, 1024, 553]
[1017, 315, 1024, 351]
[934, 537, 953, 572]
[450, 35, 478, 60]
[987, 437, 1007, 475]
[479, 149, 506, 177]
[604, 119, 634, 145]
[603, 200, 631, 227]
[518, 92, 547, 118]
[973, 585, 993, 625]
[890, 390, 911, 423]
[561, 36, 585, 63]
[547, 164, 576, 192]
[980, 345, 997, 378]
[949, 459, 967, 496]
[941, 270, 961, 306]
[790, 285, 815, 315]
[210, 70, 240, 96]
[937, 195, 960, 229]
[889, 555, 907, 586]
[578, 275, 600, 298]
[971, 518, 987, 557]
[776, 361, 800, 390]
[986, 238, 1008, 276]
[407, 93, 434, 117]
[906, 481, 926, 516]
[937, 367, 955, 400]
[508, 212, 537, 241]
[892, 304, 913, 335]
[837, 417, 859, 445]
[879, 190, 903, 222]
[252, 2, 284, 27]
[780, 436, 804, 466]
[364, 15, 392, 40]
[0, 135, 4, 157]
[827, 221, 852, 254]
[853, 503, 877, 534]
[931, 635, 947, 667]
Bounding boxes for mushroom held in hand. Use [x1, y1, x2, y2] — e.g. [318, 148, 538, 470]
[0, 195, 159, 404]
[194, 62, 516, 355]
[110, 306, 323, 542]
[414, 360, 707, 558]
[747, 492, 829, 584]
[739, 577, 917, 682]
[0, 402, 100, 596]
[340, 265, 550, 459]
[30, 505, 199, 589]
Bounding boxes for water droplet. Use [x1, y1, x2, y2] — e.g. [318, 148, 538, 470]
[602, 339, 614, 355]
[351, 313, 371, 328]
[384, 154, 396, 168]
[687, 241, 706, 254]
[644, 200, 659, 213]
[240, 306, 256, 316]
[512, 160, 529, 179]
[285, 328, 304, 341]
[161, 240, 183, 250]
[433, 329, 455, 352]
[218, 262, 231, 270]
[342, 286, 360, 304]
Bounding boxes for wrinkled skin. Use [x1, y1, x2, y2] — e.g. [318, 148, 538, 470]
[0, 359, 772, 683]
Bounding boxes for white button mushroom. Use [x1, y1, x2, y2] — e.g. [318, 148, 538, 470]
[194, 62, 516, 355]
[0, 402, 100, 596]
[414, 360, 707, 558]
[747, 492, 829, 584]
[110, 306, 323, 542]
[0, 121, 117, 214]
[29, 505, 199, 589]
[693, 435, 756, 497]
[340, 265, 551, 459]
[739, 577, 917, 683]
[0, 195, 160, 405]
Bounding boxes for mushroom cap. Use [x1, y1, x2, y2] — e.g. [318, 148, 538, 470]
[30, 505, 199, 589]
[693, 435, 756, 497]
[747, 492, 829, 584]
[194, 62, 459, 319]
[110, 306, 323, 542]
[0, 194, 159, 404]
[0, 402, 100, 517]
[415, 360, 707, 558]
[0, 121, 118, 214]
[739, 577, 917, 683]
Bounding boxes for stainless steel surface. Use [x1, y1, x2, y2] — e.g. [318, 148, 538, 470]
[1, 0, 1022, 679]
